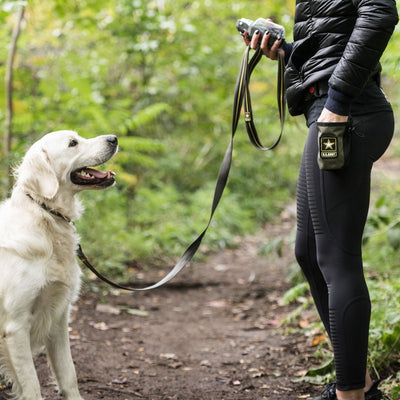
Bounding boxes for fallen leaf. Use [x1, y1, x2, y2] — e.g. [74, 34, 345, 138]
[89, 321, 110, 331]
[299, 320, 310, 328]
[167, 362, 182, 369]
[214, 264, 229, 272]
[96, 304, 121, 315]
[249, 368, 264, 378]
[261, 384, 271, 389]
[160, 353, 177, 360]
[200, 360, 211, 367]
[312, 334, 327, 346]
[123, 307, 149, 317]
[248, 272, 256, 283]
[112, 376, 127, 384]
[206, 300, 227, 308]
[69, 330, 80, 340]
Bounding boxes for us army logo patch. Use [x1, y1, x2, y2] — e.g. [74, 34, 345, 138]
[320, 137, 337, 159]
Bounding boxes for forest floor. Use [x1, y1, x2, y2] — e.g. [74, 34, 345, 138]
[0, 210, 327, 400]
[2, 156, 399, 399]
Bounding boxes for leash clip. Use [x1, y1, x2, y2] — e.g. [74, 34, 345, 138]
[244, 111, 252, 122]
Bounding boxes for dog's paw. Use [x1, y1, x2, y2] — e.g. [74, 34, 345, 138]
[61, 391, 84, 400]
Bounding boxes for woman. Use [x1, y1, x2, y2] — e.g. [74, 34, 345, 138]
[243, 1, 398, 399]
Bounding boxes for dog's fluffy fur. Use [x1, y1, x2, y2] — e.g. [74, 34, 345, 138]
[0, 130, 118, 400]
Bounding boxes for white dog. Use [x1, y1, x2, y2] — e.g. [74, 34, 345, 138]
[0, 130, 118, 400]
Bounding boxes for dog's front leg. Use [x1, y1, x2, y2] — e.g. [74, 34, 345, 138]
[46, 308, 83, 400]
[4, 324, 43, 400]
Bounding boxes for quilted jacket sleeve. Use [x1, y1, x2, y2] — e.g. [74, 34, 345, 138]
[328, 0, 398, 99]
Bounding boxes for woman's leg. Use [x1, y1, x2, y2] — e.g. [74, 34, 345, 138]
[295, 135, 331, 336]
[295, 111, 394, 392]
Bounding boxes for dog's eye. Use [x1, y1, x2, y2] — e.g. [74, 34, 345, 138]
[69, 139, 78, 148]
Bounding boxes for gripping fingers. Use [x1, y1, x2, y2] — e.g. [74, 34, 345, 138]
[250, 31, 261, 49]
[241, 29, 251, 46]
[263, 35, 282, 60]
[250, 31, 282, 60]
[245, 29, 284, 62]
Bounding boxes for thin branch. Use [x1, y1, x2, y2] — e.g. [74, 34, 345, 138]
[4, 5, 25, 192]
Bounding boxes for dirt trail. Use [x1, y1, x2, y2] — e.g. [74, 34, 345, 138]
[0, 221, 322, 400]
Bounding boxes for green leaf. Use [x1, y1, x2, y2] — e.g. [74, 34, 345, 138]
[282, 282, 309, 305]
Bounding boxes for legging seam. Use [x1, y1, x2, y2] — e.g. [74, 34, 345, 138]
[319, 171, 362, 256]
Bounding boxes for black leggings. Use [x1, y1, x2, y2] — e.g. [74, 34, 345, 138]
[295, 110, 394, 391]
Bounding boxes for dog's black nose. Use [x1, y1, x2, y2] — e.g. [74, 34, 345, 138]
[107, 135, 118, 146]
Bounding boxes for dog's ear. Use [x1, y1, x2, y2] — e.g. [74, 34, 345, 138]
[16, 148, 59, 200]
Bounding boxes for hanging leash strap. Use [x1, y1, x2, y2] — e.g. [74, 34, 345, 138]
[77, 46, 286, 291]
[236, 46, 286, 150]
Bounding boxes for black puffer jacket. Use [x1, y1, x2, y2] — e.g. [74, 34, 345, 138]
[285, 0, 399, 116]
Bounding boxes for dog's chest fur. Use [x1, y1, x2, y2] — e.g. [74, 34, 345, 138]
[45, 219, 82, 287]
[0, 199, 82, 349]
[30, 214, 82, 323]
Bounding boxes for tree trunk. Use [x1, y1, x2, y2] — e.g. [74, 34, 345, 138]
[4, 6, 25, 194]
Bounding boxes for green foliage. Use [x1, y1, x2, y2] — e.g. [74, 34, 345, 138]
[369, 279, 400, 366]
[282, 282, 309, 305]
[363, 170, 400, 389]
[0, 0, 304, 271]
[77, 176, 259, 275]
[298, 356, 335, 386]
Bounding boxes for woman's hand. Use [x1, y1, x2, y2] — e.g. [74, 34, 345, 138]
[317, 108, 349, 123]
[242, 26, 285, 60]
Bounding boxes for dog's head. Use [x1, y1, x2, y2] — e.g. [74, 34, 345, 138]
[15, 130, 118, 200]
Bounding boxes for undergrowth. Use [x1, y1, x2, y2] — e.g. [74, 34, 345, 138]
[76, 119, 302, 277]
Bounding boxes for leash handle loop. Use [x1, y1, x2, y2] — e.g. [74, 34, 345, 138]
[242, 48, 286, 150]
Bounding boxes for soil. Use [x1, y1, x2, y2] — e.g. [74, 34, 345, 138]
[0, 219, 324, 400]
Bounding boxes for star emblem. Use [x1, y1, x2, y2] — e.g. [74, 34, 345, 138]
[324, 139, 335, 150]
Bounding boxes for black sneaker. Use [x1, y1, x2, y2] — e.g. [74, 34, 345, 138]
[311, 380, 383, 400]
[311, 382, 337, 400]
[365, 380, 384, 400]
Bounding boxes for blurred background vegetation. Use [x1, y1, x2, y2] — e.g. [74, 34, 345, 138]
[1, 0, 400, 395]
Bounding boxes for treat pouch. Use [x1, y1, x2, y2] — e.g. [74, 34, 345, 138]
[317, 121, 352, 170]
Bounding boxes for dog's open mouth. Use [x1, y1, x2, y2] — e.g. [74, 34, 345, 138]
[70, 167, 116, 187]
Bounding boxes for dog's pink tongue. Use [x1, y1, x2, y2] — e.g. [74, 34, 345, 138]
[85, 168, 115, 179]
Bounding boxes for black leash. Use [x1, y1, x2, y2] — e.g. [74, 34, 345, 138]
[70, 46, 285, 292]
[236, 47, 286, 150]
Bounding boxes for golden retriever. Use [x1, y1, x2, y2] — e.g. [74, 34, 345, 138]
[0, 130, 118, 400]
